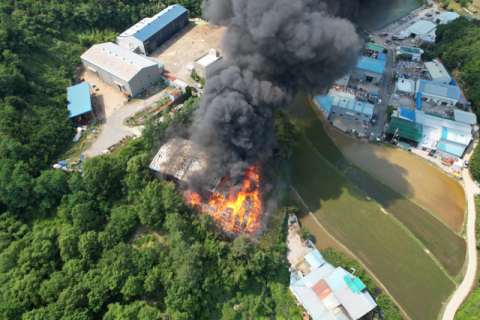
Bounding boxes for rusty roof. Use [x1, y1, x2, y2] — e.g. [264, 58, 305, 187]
[149, 138, 222, 193]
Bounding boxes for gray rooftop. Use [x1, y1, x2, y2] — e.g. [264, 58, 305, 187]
[81, 42, 157, 81]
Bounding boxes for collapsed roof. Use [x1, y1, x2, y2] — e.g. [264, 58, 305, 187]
[149, 138, 222, 193]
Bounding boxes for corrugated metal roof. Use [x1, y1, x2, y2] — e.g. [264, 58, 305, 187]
[407, 20, 437, 35]
[377, 52, 386, 61]
[424, 60, 451, 82]
[396, 79, 415, 93]
[67, 82, 92, 118]
[400, 107, 415, 121]
[355, 56, 385, 74]
[330, 96, 374, 116]
[305, 250, 327, 270]
[313, 279, 333, 300]
[416, 79, 460, 100]
[438, 140, 465, 157]
[335, 284, 377, 319]
[441, 127, 471, 146]
[81, 42, 157, 81]
[389, 116, 424, 142]
[436, 12, 460, 21]
[454, 109, 477, 125]
[120, 5, 187, 42]
[316, 95, 335, 113]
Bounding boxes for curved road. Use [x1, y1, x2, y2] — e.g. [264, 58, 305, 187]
[443, 140, 479, 320]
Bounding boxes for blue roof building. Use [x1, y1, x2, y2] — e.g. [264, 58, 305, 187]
[355, 56, 386, 74]
[399, 106, 415, 122]
[67, 82, 95, 123]
[376, 52, 386, 61]
[315, 94, 375, 124]
[416, 79, 460, 105]
[290, 250, 377, 320]
[116, 5, 189, 55]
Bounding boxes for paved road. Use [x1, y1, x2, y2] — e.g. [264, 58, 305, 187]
[84, 91, 167, 157]
[442, 138, 479, 320]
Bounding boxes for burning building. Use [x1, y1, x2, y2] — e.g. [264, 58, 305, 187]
[149, 138, 265, 237]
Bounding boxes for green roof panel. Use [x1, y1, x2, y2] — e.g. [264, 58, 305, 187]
[389, 116, 424, 142]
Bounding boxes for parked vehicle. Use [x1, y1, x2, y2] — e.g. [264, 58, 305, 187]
[91, 84, 99, 91]
[392, 35, 406, 40]
[195, 83, 203, 89]
[464, 160, 469, 168]
[379, 32, 388, 37]
[385, 40, 392, 44]
[378, 99, 382, 105]
[376, 134, 381, 141]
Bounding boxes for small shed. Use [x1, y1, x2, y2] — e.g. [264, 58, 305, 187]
[67, 82, 96, 124]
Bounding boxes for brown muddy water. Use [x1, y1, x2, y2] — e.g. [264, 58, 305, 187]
[326, 127, 466, 233]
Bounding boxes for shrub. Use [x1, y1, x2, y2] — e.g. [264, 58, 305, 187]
[299, 227, 311, 240]
[470, 144, 480, 180]
[383, 48, 388, 54]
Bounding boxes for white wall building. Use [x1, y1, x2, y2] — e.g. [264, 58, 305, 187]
[194, 49, 223, 78]
[81, 42, 162, 97]
[395, 79, 416, 95]
[435, 12, 460, 25]
[406, 21, 437, 39]
[396, 46, 424, 61]
[424, 60, 452, 84]
[416, 79, 460, 106]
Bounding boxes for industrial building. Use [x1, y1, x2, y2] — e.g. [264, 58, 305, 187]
[290, 249, 377, 320]
[424, 59, 453, 84]
[351, 56, 386, 84]
[194, 49, 223, 78]
[395, 79, 416, 95]
[116, 5, 189, 55]
[435, 12, 460, 24]
[389, 108, 475, 159]
[405, 21, 437, 39]
[315, 92, 374, 123]
[396, 46, 424, 61]
[67, 82, 96, 125]
[416, 79, 460, 106]
[81, 42, 162, 97]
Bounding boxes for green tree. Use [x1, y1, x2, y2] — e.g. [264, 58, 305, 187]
[83, 155, 128, 201]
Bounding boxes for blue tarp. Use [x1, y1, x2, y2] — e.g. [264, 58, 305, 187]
[67, 82, 92, 119]
[370, 91, 378, 96]
[58, 161, 68, 167]
[417, 92, 422, 110]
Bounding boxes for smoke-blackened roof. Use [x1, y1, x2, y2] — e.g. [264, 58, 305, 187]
[149, 138, 222, 193]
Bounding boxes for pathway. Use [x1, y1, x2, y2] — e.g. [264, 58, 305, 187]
[442, 139, 479, 320]
[84, 90, 167, 157]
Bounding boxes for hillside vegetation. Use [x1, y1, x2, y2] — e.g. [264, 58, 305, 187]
[435, 17, 480, 119]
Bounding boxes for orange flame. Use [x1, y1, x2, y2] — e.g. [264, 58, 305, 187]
[184, 165, 263, 235]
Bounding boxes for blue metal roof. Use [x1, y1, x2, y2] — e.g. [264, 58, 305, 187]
[417, 92, 422, 110]
[437, 12, 460, 21]
[316, 95, 335, 113]
[400, 107, 415, 121]
[332, 96, 374, 116]
[355, 56, 386, 74]
[370, 91, 378, 96]
[305, 250, 327, 270]
[67, 82, 92, 118]
[134, 5, 187, 42]
[438, 140, 465, 157]
[417, 79, 460, 100]
[377, 52, 386, 61]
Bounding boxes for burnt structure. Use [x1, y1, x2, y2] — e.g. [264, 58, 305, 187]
[149, 138, 222, 193]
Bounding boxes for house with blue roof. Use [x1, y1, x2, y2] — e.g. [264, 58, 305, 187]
[67, 82, 96, 124]
[435, 12, 460, 25]
[116, 5, 189, 55]
[351, 56, 386, 84]
[416, 79, 460, 107]
[314, 93, 375, 124]
[290, 249, 377, 320]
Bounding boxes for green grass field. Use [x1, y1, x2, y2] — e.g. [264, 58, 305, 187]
[346, 169, 466, 276]
[291, 128, 455, 320]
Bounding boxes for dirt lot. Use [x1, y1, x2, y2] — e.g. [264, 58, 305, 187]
[150, 22, 226, 84]
[82, 72, 126, 120]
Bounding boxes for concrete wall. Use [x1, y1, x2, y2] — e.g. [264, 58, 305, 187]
[351, 68, 382, 84]
[116, 36, 145, 54]
[420, 92, 458, 106]
[195, 56, 223, 78]
[313, 98, 330, 118]
[330, 105, 372, 123]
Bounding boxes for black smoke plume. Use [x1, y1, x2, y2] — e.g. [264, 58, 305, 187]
[190, 0, 396, 186]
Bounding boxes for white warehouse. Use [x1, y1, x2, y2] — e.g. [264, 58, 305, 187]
[424, 59, 452, 84]
[81, 42, 162, 97]
[194, 49, 223, 78]
[406, 21, 437, 39]
[435, 12, 460, 25]
[416, 79, 460, 106]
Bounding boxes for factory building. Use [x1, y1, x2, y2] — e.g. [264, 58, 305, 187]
[416, 79, 460, 106]
[81, 42, 162, 97]
[116, 5, 189, 56]
[194, 49, 223, 78]
[406, 21, 437, 39]
[351, 56, 385, 84]
[315, 92, 374, 123]
[435, 12, 460, 25]
[395, 79, 416, 95]
[290, 249, 377, 320]
[424, 59, 453, 85]
[396, 46, 424, 61]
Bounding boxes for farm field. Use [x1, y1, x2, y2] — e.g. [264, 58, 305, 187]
[346, 169, 466, 276]
[291, 128, 455, 320]
[326, 127, 466, 232]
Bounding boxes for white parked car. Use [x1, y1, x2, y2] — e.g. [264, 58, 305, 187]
[376, 134, 381, 141]
[378, 99, 382, 105]
[195, 83, 203, 89]
[91, 84, 99, 91]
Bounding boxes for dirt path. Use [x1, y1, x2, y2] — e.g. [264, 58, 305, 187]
[442, 142, 479, 320]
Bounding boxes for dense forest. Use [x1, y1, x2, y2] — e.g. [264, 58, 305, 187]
[433, 17, 480, 119]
